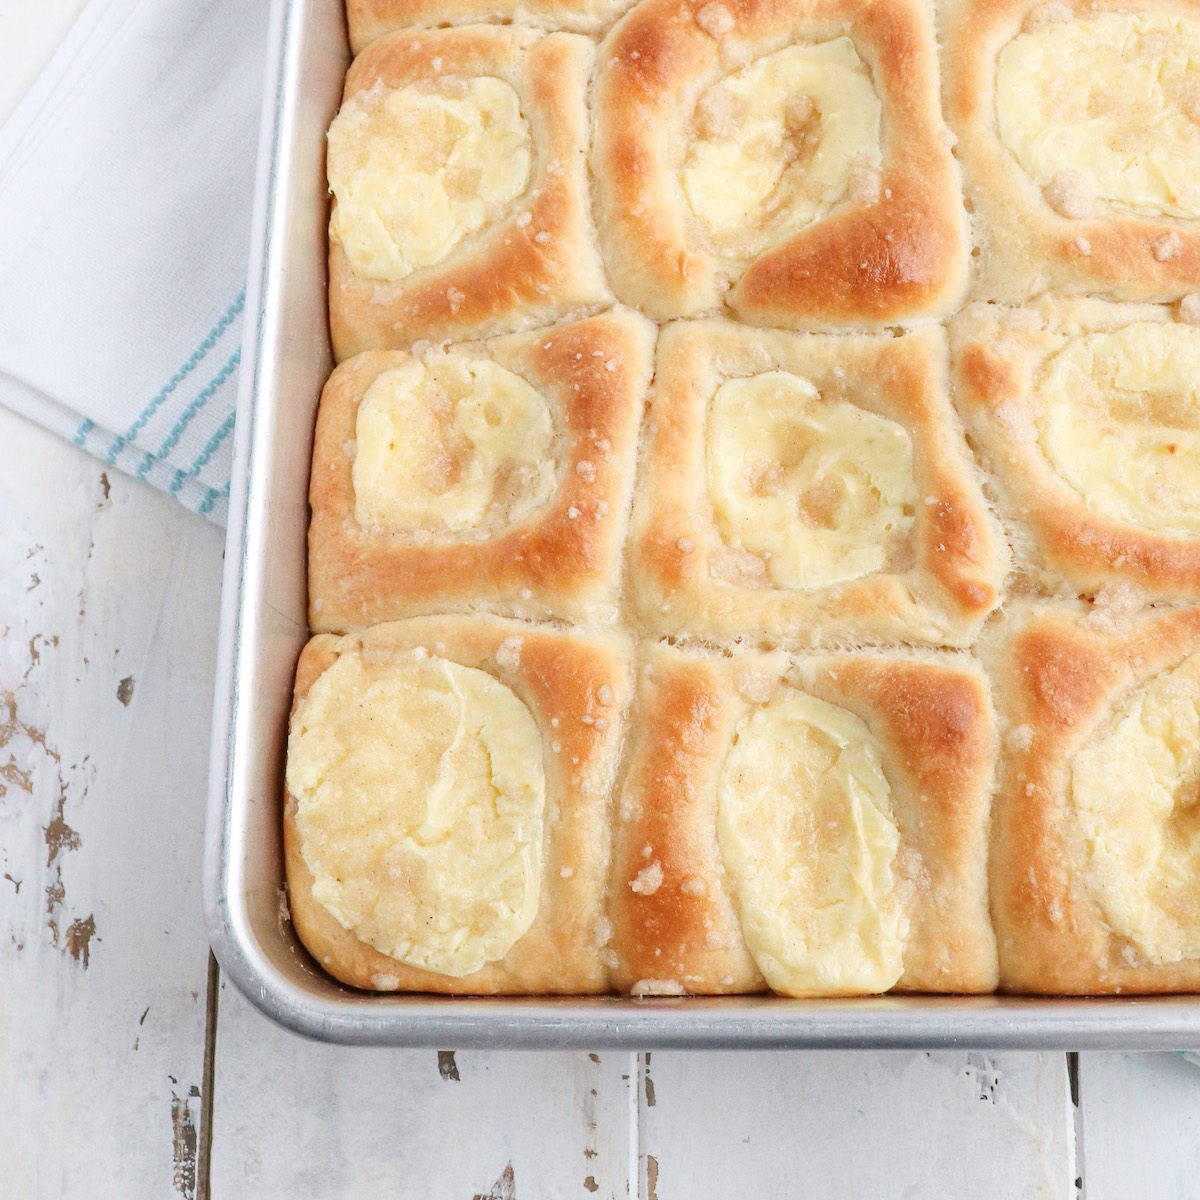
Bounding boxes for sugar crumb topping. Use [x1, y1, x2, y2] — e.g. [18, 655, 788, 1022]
[695, 2, 735, 38]
[630, 861, 665, 895]
[1023, 1, 1073, 32]
[695, 85, 745, 139]
[1083, 581, 1145, 634]
[1153, 231, 1182, 262]
[495, 636, 523, 672]
[631, 978, 686, 996]
[1043, 169, 1094, 219]
[994, 400, 1038, 444]
[736, 670, 775, 703]
[1006, 723, 1034, 750]
[847, 162, 882, 206]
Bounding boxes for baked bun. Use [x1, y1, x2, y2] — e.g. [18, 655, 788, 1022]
[309, 308, 653, 631]
[981, 601, 1200, 993]
[328, 27, 611, 360]
[284, 617, 631, 993]
[346, 0, 638, 53]
[608, 643, 999, 996]
[591, 0, 967, 328]
[627, 319, 1005, 648]
[950, 297, 1200, 600]
[940, 0, 1200, 302]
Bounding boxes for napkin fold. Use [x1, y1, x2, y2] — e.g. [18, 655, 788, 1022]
[0, 0, 272, 525]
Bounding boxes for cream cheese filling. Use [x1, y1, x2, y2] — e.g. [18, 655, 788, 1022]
[681, 38, 883, 260]
[328, 76, 533, 280]
[716, 689, 907, 995]
[996, 12, 1200, 218]
[1035, 323, 1200, 536]
[706, 371, 917, 588]
[287, 648, 547, 977]
[1073, 653, 1200, 964]
[352, 354, 558, 535]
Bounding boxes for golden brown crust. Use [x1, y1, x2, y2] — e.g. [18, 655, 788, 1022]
[346, 0, 639, 53]
[284, 617, 633, 994]
[939, 0, 1200, 303]
[808, 654, 998, 992]
[981, 602, 1200, 994]
[608, 643, 999, 994]
[607, 648, 767, 994]
[949, 298, 1200, 599]
[329, 28, 611, 360]
[626, 319, 1006, 648]
[309, 308, 654, 631]
[591, 0, 967, 328]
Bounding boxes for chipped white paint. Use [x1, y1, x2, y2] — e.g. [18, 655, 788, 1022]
[0, 410, 221, 1197]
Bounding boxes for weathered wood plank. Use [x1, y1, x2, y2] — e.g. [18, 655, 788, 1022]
[1077, 1052, 1200, 1200]
[210, 980, 635, 1199]
[0, 411, 222, 1197]
[636, 1050, 1073, 1200]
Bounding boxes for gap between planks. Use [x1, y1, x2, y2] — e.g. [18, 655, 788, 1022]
[197, 953, 220, 1200]
[1067, 1051, 1084, 1200]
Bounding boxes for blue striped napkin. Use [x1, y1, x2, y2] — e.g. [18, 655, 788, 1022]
[0, 0, 271, 525]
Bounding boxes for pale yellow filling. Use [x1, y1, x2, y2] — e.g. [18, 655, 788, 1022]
[328, 76, 532, 280]
[353, 355, 558, 534]
[681, 39, 883, 259]
[716, 690, 907, 995]
[706, 371, 917, 588]
[1073, 653, 1200, 964]
[286, 648, 546, 977]
[1036, 323, 1200, 536]
[996, 12, 1200, 218]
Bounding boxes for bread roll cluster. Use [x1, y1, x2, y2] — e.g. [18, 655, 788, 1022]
[284, 0, 1200, 996]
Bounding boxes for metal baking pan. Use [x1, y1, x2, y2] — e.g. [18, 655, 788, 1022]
[203, 0, 1200, 1047]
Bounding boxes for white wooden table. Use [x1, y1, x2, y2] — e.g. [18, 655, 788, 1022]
[5, 405, 1200, 1200]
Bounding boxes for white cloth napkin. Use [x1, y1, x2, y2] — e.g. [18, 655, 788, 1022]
[0, 0, 272, 525]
